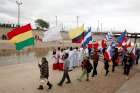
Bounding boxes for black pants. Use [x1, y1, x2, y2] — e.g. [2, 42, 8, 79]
[104, 60, 109, 76]
[112, 59, 116, 72]
[58, 69, 71, 85]
[136, 56, 139, 65]
[92, 62, 98, 76]
[124, 64, 131, 76]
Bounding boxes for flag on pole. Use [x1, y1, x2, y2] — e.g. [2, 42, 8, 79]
[105, 32, 112, 41]
[7, 24, 34, 51]
[82, 27, 92, 48]
[72, 32, 84, 43]
[117, 30, 127, 45]
[43, 26, 62, 42]
[68, 25, 84, 40]
[126, 39, 131, 48]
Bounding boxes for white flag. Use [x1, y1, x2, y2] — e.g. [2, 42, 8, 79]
[43, 26, 63, 42]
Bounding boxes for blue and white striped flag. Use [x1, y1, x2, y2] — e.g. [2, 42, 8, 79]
[105, 32, 112, 41]
[82, 27, 92, 48]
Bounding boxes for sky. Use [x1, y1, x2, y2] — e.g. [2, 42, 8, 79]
[0, 0, 140, 32]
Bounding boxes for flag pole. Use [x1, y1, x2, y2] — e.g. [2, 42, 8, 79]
[16, 49, 21, 64]
[32, 35, 40, 65]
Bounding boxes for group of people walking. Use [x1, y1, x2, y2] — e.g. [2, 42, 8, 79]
[37, 45, 140, 90]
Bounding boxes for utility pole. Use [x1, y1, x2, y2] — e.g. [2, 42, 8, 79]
[101, 23, 102, 32]
[76, 16, 79, 27]
[97, 20, 100, 32]
[55, 16, 58, 27]
[16, 0, 22, 27]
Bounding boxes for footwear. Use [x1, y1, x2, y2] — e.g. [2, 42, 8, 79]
[47, 82, 52, 89]
[91, 74, 95, 77]
[57, 83, 62, 86]
[65, 81, 71, 84]
[37, 85, 43, 90]
[86, 79, 89, 81]
[112, 69, 115, 72]
[105, 71, 109, 76]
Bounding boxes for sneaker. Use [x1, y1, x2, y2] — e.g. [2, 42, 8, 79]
[65, 81, 71, 84]
[57, 83, 62, 86]
[37, 85, 43, 90]
[47, 82, 53, 89]
[86, 79, 89, 81]
[48, 84, 52, 89]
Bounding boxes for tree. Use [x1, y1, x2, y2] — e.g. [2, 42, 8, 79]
[35, 19, 49, 30]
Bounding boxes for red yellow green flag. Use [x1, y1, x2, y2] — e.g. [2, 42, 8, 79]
[7, 24, 34, 51]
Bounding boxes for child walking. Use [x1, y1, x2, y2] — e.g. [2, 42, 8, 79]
[38, 57, 52, 90]
[77, 56, 92, 81]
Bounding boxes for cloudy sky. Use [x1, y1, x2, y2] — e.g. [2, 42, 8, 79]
[0, 0, 140, 32]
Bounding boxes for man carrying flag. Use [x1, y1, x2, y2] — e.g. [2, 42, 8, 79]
[81, 27, 92, 57]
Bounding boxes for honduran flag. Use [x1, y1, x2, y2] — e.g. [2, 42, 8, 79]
[82, 27, 92, 48]
[105, 32, 112, 41]
[7, 24, 34, 51]
[117, 30, 127, 45]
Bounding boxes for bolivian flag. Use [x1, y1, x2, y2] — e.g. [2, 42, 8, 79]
[7, 24, 34, 51]
[68, 25, 84, 43]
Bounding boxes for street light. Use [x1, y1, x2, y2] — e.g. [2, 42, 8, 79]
[16, 0, 22, 27]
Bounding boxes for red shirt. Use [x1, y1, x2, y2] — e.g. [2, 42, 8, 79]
[103, 51, 110, 61]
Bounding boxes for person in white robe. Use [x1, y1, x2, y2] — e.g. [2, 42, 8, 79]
[68, 47, 74, 71]
[73, 47, 79, 67]
[78, 48, 84, 66]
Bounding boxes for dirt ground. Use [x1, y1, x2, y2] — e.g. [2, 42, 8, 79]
[0, 59, 138, 93]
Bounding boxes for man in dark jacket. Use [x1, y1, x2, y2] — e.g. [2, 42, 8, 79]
[38, 57, 52, 90]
